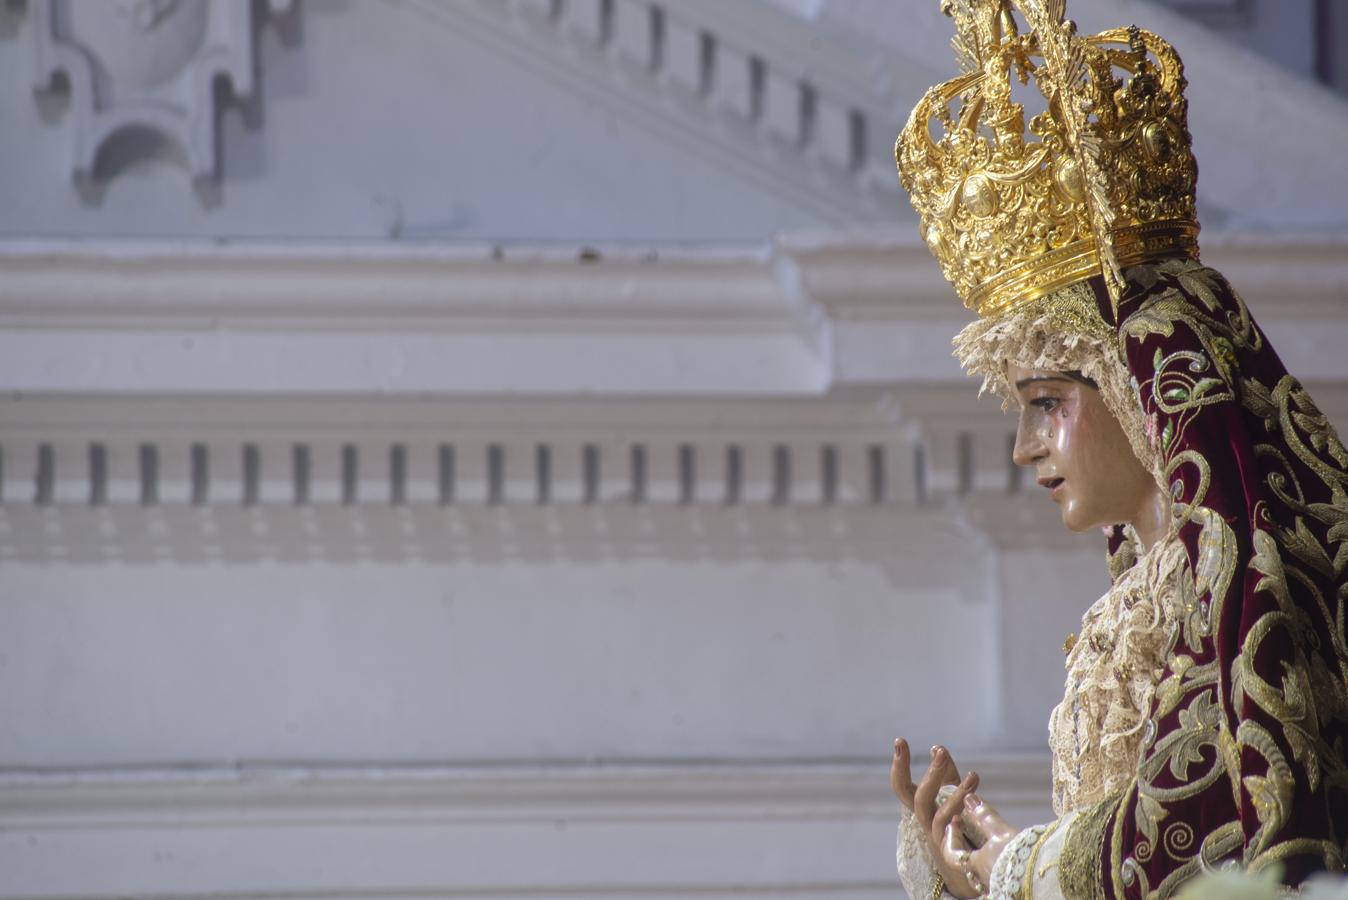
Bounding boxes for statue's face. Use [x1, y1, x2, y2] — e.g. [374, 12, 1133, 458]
[1007, 363, 1155, 534]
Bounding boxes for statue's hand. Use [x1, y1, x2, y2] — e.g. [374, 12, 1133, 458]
[933, 781, 1018, 897]
[891, 739, 990, 899]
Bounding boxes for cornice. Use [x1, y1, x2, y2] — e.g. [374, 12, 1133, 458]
[783, 230, 1348, 318]
[0, 756, 1052, 825]
[0, 758, 1053, 899]
[2, 235, 1347, 395]
[0, 240, 788, 333]
[5, 234, 1344, 329]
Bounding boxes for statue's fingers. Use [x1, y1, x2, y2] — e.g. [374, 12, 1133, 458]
[935, 745, 962, 785]
[891, 738, 917, 809]
[942, 815, 973, 861]
[931, 771, 979, 845]
[914, 745, 962, 824]
[936, 818, 980, 898]
[964, 791, 1017, 844]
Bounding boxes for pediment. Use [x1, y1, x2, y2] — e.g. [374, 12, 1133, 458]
[2, 0, 1345, 244]
[0, 0, 924, 243]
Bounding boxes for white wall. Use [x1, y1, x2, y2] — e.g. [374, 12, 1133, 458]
[3, 1, 1348, 896]
[0, 518, 998, 767]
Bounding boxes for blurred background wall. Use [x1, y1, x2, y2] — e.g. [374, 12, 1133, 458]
[1, 1, 1347, 897]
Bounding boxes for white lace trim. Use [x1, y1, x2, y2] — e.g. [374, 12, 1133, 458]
[1048, 531, 1187, 816]
[897, 807, 946, 900]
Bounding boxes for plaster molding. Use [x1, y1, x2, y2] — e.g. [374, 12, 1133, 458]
[4, 235, 1345, 330]
[782, 231, 1348, 320]
[405, 0, 912, 225]
[29, 0, 293, 192]
[0, 391, 926, 513]
[4, 236, 1348, 394]
[0, 389, 1112, 561]
[0, 758, 1052, 899]
[0, 757, 1052, 826]
[0, 240, 794, 333]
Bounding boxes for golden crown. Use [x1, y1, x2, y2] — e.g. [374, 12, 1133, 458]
[896, 0, 1199, 318]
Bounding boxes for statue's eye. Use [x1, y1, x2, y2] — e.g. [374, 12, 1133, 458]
[1030, 396, 1060, 412]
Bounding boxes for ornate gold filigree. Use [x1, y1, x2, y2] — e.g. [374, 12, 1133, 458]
[896, 1, 1199, 318]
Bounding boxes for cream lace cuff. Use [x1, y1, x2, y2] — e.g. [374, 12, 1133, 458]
[897, 808, 946, 900]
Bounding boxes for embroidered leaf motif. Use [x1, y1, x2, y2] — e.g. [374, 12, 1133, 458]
[1161, 419, 1174, 454]
[1163, 387, 1190, 403]
[1279, 666, 1323, 791]
[1249, 528, 1294, 614]
[1122, 308, 1180, 341]
[1191, 508, 1238, 646]
[1241, 376, 1277, 430]
[1211, 336, 1239, 380]
[1280, 664, 1311, 721]
[1242, 768, 1294, 851]
[1192, 378, 1225, 399]
[1284, 516, 1335, 578]
[1153, 655, 1195, 720]
[1237, 721, 1296, 856]
[1323, 516, 1348, 546]
[1170, 691, 1221, 780]
[1218, 727, 1241, 785]
[1177, 270, 1222, 313]
[1134, 789, 1166, 849]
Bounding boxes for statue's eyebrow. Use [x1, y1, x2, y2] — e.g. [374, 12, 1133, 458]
[1014, 375, 1074, 390]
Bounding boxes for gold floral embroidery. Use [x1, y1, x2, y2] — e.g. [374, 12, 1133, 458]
[1060, 791, 1120, 900]
[1247, 837, 1347, 876]
[1126, 821, 1245, 900]
[1113, 260, 1348, 895]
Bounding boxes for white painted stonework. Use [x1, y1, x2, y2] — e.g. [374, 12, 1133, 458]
[28, 0, 293, 193]
[1, 1, 1347, 897]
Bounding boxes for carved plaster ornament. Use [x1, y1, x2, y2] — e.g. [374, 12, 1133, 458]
[30, 0, 294, 196]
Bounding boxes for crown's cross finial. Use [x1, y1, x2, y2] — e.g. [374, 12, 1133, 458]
[1127, 24, 1146, 56]
[941, 0, 1015, 71]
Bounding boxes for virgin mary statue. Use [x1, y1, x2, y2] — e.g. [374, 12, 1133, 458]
[887, 2, 1348, 899]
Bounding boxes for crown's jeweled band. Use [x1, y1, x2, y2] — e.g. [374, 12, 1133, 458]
[969, 220, 1201, 319]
